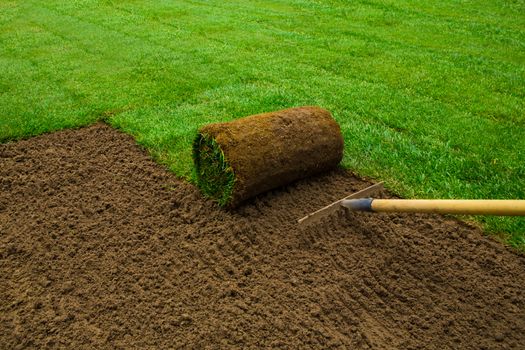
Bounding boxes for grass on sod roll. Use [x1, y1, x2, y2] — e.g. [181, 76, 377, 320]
[193, 133, 235, 207]
[0, 0, 523, 247]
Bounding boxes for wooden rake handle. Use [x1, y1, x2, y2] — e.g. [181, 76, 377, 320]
[341, 199, 525, 216]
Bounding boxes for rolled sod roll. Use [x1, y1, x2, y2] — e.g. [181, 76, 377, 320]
[193, 106, 344, 207]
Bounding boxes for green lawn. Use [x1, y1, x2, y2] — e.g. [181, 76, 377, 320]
[1, 0, 524, 246]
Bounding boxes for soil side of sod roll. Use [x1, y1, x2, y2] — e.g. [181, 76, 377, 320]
[193, 106, 344, 207]
[1, 123, 525, 349]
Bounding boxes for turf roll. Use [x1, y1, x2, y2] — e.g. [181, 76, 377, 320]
[193, 106, 344, 207]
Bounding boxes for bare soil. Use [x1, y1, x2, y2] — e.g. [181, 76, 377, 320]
[1, 123, 524, 349]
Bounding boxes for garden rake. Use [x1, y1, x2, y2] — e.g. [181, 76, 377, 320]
[298, 182, 525, 226]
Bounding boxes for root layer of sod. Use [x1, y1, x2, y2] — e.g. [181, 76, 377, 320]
[193, 107, 344, 207]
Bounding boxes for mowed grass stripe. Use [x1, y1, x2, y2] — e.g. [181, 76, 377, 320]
[0, 0, 523, 246]
[16, 0, 522, 120]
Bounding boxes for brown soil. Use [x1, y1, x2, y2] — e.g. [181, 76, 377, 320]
[196, 106, 343, 207]
[1, 123, 524, 349]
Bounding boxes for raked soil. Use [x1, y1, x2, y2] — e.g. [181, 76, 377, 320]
[1, 123, 524, 349]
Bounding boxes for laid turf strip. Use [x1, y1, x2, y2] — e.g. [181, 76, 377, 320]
[1, 0, 523, 245]
[1, 123, 524, 348]
[193, 107, 343, 207]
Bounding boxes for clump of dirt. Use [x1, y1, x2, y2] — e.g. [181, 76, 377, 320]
[1, 123, 524, 349]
